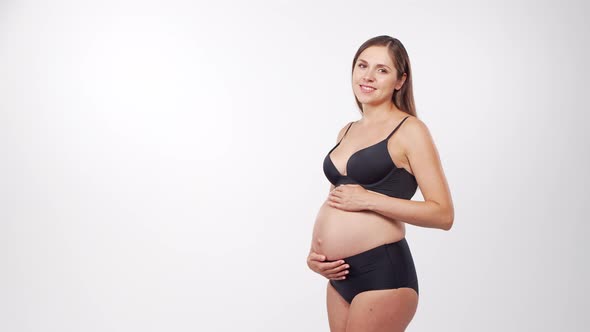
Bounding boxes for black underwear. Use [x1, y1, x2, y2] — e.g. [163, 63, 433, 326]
[329, 238, 419, 304]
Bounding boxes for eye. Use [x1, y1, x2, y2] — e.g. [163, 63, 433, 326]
[357, 63, 366, 68]
[378, 68, 388, 73]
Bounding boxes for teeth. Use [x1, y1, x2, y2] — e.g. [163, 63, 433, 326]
[361, 85, 375, 91]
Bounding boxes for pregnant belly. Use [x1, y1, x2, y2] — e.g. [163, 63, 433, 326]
[311, 200, 406, 261]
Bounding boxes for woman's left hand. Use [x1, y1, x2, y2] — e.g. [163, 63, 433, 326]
[327, 184, 371, 212]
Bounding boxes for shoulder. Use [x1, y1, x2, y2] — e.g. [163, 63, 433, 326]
[399, 116, 436, 154]
[334, 121, 355, 143]
[401, 115, 430, 137]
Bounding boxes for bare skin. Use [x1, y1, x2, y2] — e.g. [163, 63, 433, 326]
[307, 45, 454, 332]
[327, 283, 418, 332]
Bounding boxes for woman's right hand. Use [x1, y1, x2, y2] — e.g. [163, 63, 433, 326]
[306, 251, 350, 280]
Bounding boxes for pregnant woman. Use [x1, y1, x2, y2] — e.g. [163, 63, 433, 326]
[307, 35, 454, 332]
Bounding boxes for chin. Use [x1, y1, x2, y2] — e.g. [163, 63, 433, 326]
[354, 91, 387, 105]
[356, 97, 384, 106]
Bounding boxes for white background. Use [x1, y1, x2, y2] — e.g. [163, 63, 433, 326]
[1, 0, 589, 331]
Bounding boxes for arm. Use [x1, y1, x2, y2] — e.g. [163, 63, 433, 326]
[364, 118, 454, 230]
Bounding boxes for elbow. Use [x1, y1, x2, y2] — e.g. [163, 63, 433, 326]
[441, 208, 454, 231]
[442, 219, 453, 231]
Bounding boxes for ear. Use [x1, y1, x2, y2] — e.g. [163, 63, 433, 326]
[395, 72, 408, 90]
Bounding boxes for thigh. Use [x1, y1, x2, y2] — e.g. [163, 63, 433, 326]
[346, 287, 419, 332]
[326, 281, 350, 332]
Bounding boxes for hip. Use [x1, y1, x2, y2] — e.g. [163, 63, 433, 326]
[328, 237, 420, 303]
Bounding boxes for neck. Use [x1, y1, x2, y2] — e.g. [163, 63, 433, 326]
[360, 102, 401, 124]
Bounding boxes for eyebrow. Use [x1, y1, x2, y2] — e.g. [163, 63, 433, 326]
[357, 58, 392, 70]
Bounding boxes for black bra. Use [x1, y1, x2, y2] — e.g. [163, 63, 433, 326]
[323, 116, 417, 199]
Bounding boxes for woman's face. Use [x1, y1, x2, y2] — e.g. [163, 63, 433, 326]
[352, 45, 406, 107]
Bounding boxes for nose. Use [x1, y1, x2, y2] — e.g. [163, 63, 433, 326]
[362, 69, 375, 82]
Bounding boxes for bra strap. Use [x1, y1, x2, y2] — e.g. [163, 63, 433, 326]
[385, 116, 410, 140]
[338, 121, 354, 144]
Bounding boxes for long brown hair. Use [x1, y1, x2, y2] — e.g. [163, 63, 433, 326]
[352, 35, 417, 117]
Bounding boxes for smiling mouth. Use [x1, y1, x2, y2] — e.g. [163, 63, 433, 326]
[359, 85, 376, 92]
